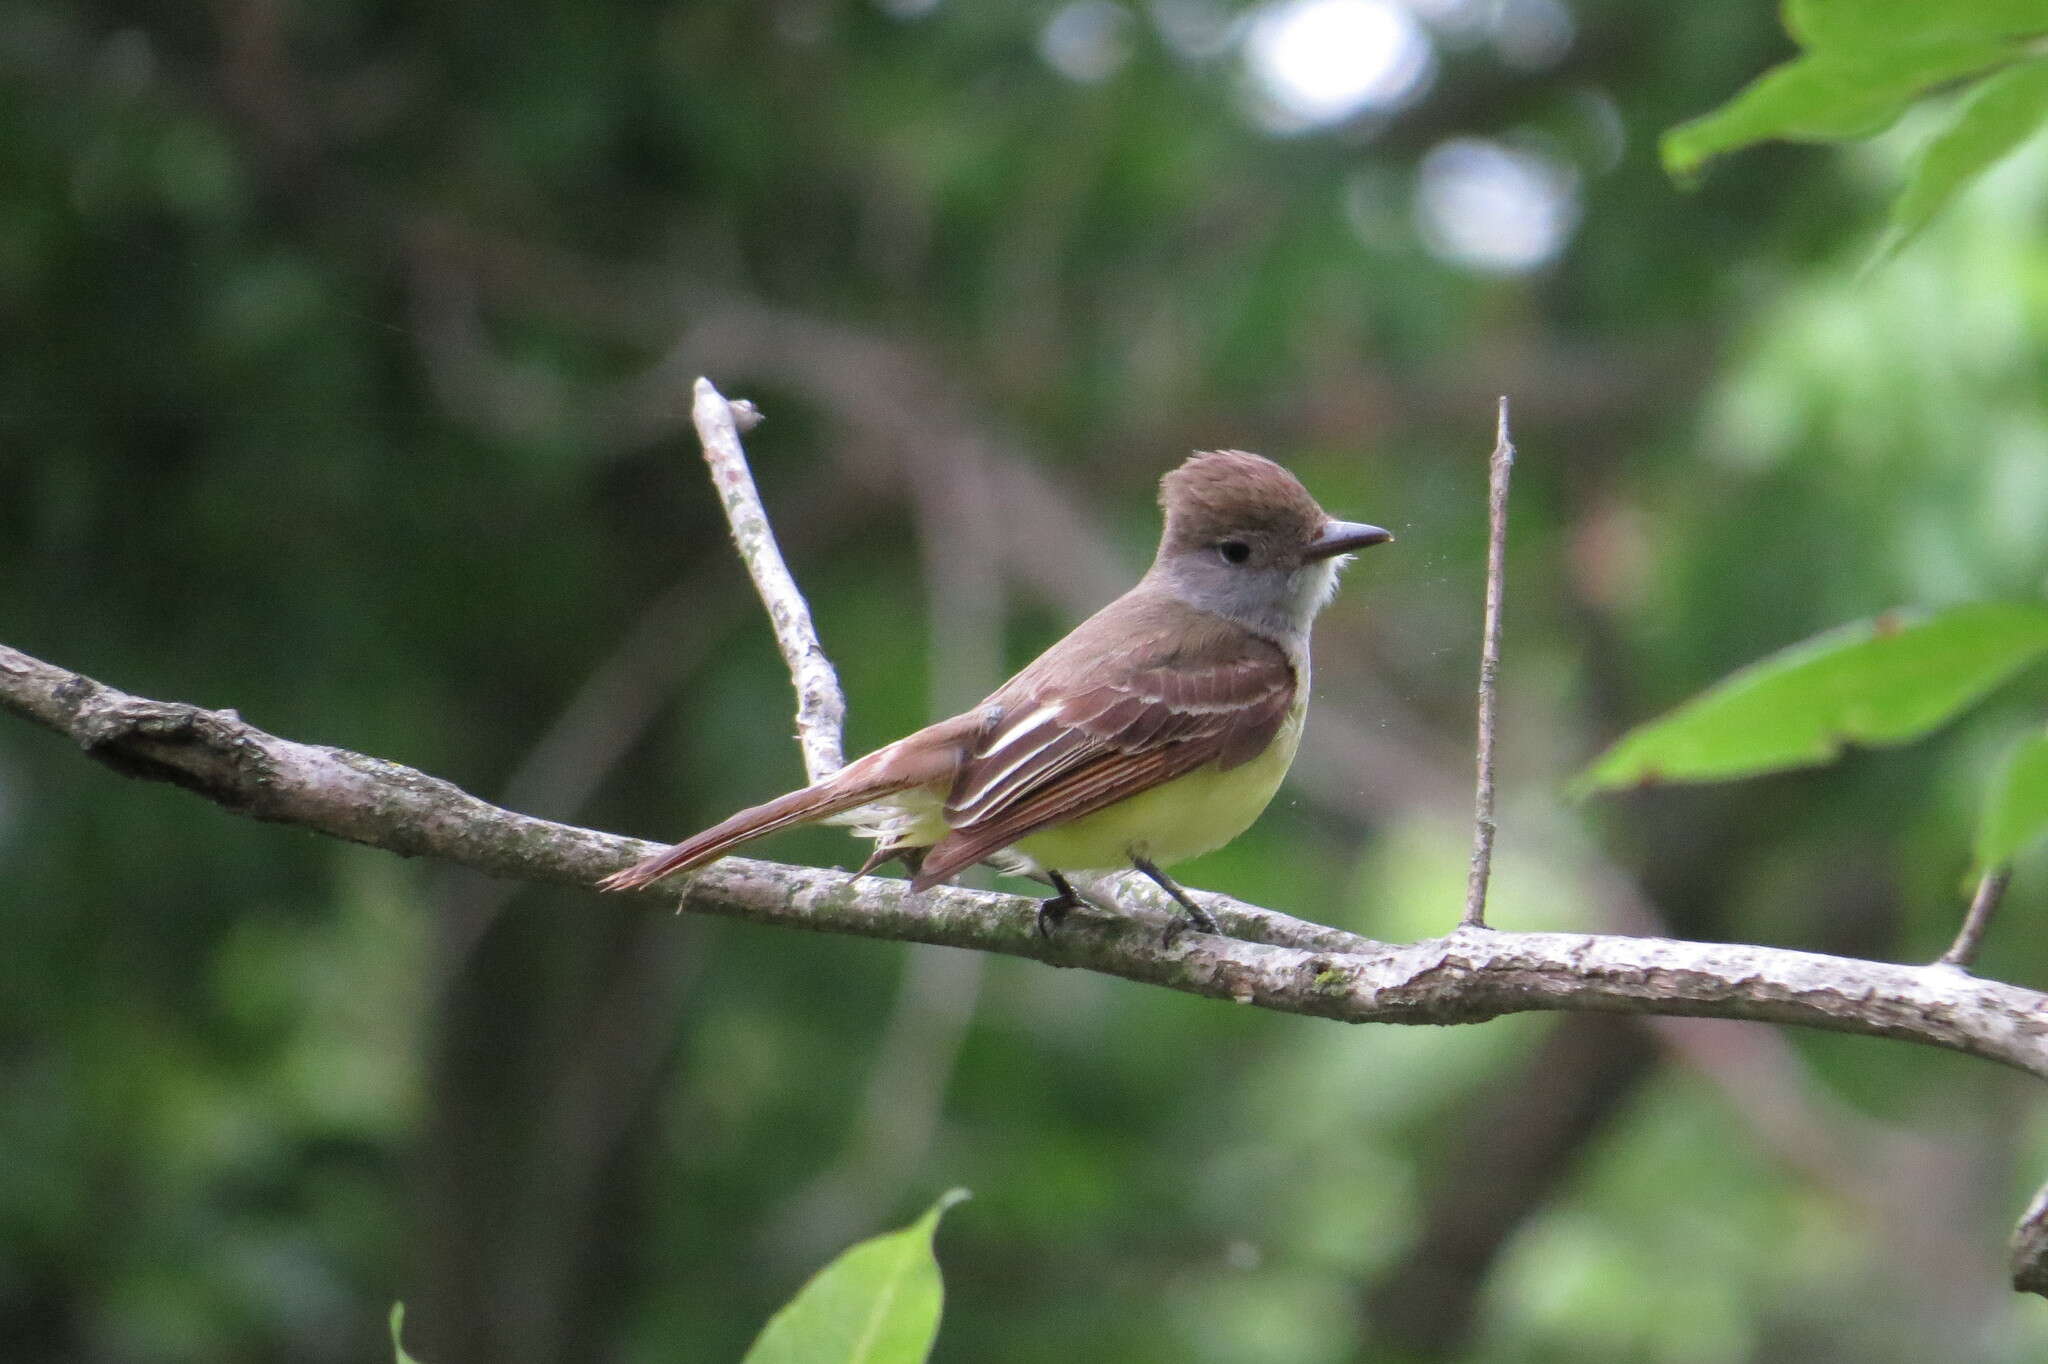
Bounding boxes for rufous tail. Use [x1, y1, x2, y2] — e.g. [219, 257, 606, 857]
[597, 711, 984, 892]
[597, 773, 897, 892]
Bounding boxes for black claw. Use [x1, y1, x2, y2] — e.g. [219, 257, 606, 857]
[1161, 905, 1218, 948]
[1038, 869, 1082, 942]
[1037, 893, 1078, 941]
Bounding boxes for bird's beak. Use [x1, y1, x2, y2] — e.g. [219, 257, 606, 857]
[1306, 520, 1394, 561]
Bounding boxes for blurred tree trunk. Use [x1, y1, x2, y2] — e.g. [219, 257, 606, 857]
[413, 893, 698, 1364]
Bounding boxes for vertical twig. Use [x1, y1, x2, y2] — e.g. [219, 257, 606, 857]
[1938, 868, 2012, 970]
[1462, 397, 1516, 929]
[690, 376, 847, 781]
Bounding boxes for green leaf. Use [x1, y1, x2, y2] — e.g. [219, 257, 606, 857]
[1663, 42, 2018, 180]
[1576, 602, 2048, 793]
[743, 1189, 970, 1364]
[1661, 0, 2048, 180]
[390, 1304, 425, 1364]
[1787, 0, 2048, 53]
[1875, 58, 2048, 260]
[1978, 729, 2048, 869]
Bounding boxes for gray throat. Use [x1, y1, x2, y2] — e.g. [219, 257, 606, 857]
[1149, 554, 1343, 662]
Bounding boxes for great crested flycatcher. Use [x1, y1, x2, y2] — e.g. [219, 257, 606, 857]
[599, 449, 1391, 936]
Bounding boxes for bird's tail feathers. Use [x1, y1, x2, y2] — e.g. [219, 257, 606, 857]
[596, 778, 879, 892]
[597, 711, 984, 893]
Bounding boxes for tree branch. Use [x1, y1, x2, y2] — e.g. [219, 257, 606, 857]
[13, 455, 2048, 1292]
[689, 377, 847, 781]
[9, 638, 2048, 1070]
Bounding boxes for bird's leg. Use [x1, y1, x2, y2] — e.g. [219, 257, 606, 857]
[1130, 856, 1219, 943]
[1037, 869, 1085, 941]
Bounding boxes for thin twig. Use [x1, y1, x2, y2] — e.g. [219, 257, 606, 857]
[1463, 397, 1516, 929]
[1939, 867, 2013, 970]
[690, 377, 846, 781]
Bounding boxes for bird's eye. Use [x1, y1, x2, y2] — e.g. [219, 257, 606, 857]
[1218, 539, 1252, 565]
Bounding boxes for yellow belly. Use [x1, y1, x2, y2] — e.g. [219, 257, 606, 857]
[1008, 703, 1304, 872]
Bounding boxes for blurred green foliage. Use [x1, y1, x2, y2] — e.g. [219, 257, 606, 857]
[1980, 729, 2048, 870]
[3, 2, 2048, 1363]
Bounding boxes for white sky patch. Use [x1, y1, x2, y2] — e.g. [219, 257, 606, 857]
[1414, 136, 1580, 274]
[1241, 0, 1435, 134]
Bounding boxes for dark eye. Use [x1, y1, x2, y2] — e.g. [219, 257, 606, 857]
[1218, 539, 1251, 565]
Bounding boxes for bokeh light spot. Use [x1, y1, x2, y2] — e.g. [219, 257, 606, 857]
[1242, 0, 1435, 134]
[1040, 1, 1135, 84]
[1414, 137, 1579, 273]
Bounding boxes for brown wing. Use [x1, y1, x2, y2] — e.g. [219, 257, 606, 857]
[911, 594, 1296, 887]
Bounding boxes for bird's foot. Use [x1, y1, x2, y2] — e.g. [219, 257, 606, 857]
[1132, 857, 1219, 945]
[1036, 890, 1083, 941]
[1037, 869, 1087, 941]
[1158, 905, 1219, 949]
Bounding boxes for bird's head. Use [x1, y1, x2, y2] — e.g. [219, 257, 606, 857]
[1153, 449, 1391, 639]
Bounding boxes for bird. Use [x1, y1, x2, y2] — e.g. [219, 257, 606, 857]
[598, 449, 1391, 939]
